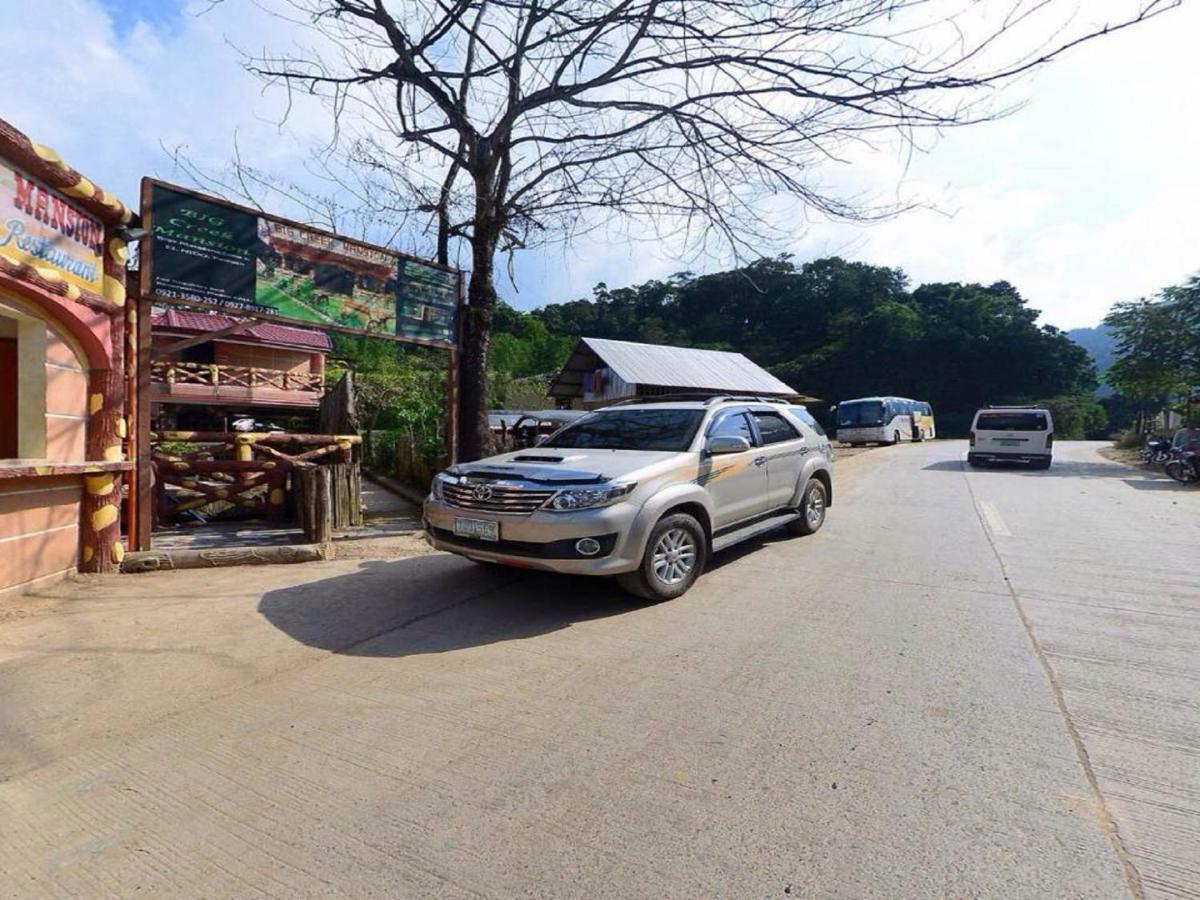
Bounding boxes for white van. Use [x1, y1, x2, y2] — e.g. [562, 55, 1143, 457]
[968, 407, 1054, 468]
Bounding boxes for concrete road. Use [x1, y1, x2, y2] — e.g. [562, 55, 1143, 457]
[1, 442, 1197, 898]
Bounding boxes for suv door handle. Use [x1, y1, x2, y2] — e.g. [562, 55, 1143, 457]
[754, 456, 767, 466]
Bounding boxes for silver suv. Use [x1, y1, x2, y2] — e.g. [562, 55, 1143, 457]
[424, 397, 833, 601]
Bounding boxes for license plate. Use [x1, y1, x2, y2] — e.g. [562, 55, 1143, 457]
[998, 439, 1022, 446]
[454, 517, 499, 541]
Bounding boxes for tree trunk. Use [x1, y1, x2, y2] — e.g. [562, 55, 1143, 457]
[458, 223, 499, 462]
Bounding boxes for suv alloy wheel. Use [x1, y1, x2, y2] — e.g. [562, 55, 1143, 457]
[617, 512, 708, 602]
[787, 477, 827, 536]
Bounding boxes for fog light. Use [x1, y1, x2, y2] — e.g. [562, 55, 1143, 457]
[575, 537, 602, 557]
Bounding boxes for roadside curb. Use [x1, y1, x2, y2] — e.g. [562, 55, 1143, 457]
[121, 543, 331, 573]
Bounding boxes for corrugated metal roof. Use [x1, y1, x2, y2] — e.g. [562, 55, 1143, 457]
[554, 337, 796, 397]
[152, 309, 332, 351]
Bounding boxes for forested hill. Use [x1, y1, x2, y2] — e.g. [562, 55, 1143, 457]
[493, 256, 1098, 434]
[1066, 324, 1115, 379]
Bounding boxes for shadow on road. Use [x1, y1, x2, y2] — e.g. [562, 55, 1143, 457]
[258, 553, 642, 658]
[922, 457, 1183, 484]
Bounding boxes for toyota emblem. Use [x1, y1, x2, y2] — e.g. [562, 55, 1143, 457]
[472, 484, 494, 502]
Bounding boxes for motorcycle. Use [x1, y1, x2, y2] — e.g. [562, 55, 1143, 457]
[1164, 447, 1200, 484]
[1141, 436, 1175, 465]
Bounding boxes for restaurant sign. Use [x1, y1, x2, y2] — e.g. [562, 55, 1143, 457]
[141, 180, 461, 347]
[0, 161, 103, 292]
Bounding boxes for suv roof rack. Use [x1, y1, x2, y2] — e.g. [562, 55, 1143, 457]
[986, 404, 1042, 409]
[609, 393, 792, 407]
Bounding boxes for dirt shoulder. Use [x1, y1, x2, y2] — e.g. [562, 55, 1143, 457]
[1096, 444, 1146, 470]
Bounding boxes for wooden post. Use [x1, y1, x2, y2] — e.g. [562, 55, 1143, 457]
[446, 346, 459, 465]
[266, 467, 287, 522]
[133, 285, 153, 550]
[124, 272, 139, 549]
[445, 277, 464, 464]
[314, 466, 332, 543]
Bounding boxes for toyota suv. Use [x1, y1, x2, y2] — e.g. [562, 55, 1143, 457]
[424, 397, 833, 601]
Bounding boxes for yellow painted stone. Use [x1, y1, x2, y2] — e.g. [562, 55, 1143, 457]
[85, 474, 115, 496]
[92, 504, 118, 531]
[64, 284, 81, 301]
[262, 461, 276, 470]
[181, 480, 197, 489]
[215, 488, 229, 499]
[173, 461, 190, 470]
[82, 545, 94, 563]
[103, 275, 126, 307]
[89, 393, 103, 414]
[34, 265, 63, 283]
[115, 418, 127, 438]
[34, 465, 51, 476]
[112, 541, 125, 562]
[32, 142, 63, 165]
[270, 488, 285, 505]
[62, 177, 96, 200]
[108, 238, 127, 265]
[103, 444, 124, 462]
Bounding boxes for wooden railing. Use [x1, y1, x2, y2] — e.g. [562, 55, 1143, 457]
[150, 360, 324, 393]
[150, 432, 362, 535]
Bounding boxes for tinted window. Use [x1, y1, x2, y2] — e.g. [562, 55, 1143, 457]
[976, 412, 1048, 431]
[752, 412, 800, 445]
[709, 411, 755, 444]
[543, 409, 704, 451]
[919, 403, 932, 416]
[838, 401, 884, 427]
[789, 407, 826, 437]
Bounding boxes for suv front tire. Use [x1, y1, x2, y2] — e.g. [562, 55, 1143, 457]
[617, 512, 708, 602]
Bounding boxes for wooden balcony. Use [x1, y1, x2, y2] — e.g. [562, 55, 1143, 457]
[149, 361, 325, 408]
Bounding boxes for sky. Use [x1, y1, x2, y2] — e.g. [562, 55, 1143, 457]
[4, 0, 1196, 330]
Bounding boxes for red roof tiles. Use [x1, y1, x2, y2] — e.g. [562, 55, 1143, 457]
[151, 309, 332, 351]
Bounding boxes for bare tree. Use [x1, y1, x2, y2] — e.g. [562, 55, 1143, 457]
[240, 0, 1177, 460]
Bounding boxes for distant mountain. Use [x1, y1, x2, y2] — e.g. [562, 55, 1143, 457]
[1067, 324, 1115, 395]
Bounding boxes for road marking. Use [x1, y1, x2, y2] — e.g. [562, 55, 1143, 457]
[976, 500, 1012, 537]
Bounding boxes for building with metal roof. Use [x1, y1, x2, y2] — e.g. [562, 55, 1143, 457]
[549, 337, 808, 408]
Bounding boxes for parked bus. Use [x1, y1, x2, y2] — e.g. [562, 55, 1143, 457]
[835, 396, 935, 445]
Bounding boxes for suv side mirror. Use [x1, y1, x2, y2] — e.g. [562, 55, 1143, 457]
[707, 435, 751, 455]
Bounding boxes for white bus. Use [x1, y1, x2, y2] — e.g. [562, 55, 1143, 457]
[835, 396, 935, 446]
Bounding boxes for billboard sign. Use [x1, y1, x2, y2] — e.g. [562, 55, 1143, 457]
[140, 180, 460, 347]
[1, 161, 103, 293]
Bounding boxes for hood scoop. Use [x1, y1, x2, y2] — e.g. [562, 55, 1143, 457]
[455, 463, 607, 485]
[511, 454, 564, 463]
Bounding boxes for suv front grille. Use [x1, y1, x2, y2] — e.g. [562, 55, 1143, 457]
[442, 482, 556, 514]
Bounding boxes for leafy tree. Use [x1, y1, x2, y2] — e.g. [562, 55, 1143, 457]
[497, 256, 1096, 435]
[1037, 395, 1109, 441]
[1104, 277, 1199, 427]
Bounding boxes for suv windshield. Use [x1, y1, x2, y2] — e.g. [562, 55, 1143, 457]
[976, 412, 1048, 431]
[838, 401, 884, 428]
[543, 408, 704, 451]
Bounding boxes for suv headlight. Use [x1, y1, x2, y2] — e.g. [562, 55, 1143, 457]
[431, 472, 453, 499]
[547, 482, 636, 512]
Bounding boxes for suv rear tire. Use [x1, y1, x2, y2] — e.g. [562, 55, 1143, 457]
[787, 478, 828, 536]
[616, 512, 708, 602]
